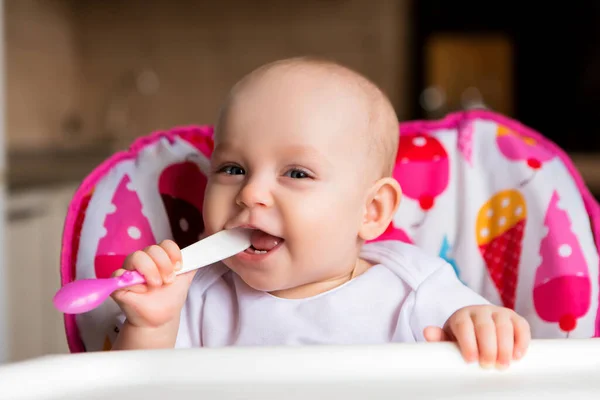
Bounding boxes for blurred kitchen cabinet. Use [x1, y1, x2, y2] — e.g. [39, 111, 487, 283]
[6, 184, 76, 362]
[410, 0, 600, 153]
[422, 34, 513, 117]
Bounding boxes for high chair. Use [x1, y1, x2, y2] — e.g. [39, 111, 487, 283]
[1, 339, 599, 399]
[1, 109, 600, 400]
[59, 109, 599, 352]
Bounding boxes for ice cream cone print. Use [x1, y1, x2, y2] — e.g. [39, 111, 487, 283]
[495, 125, 555, 187]
[476, 189, 527, 309]
[393, 133, 449, 228]
[94, 175, 157, 279]
[533, 191, 591, 337]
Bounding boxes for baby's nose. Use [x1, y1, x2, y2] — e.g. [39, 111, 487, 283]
[236, 179, 274, 208]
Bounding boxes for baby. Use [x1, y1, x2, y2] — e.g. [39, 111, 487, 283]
[110, 57, 531, 369]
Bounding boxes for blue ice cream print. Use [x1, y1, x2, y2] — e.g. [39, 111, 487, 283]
[439, 235, 463, 283]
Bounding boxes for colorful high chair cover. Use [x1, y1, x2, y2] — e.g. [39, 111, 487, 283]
[59, 110, 600, 353]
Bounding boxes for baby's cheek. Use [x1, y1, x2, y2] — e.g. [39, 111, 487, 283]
[202, 189, 229, 233]
[294, 198, 355, 241]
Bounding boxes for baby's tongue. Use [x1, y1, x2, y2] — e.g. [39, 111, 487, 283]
[250, 230, 282, 251]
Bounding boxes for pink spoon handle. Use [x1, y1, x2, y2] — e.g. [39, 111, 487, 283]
[53, 228, 252, 315]
[53, 271, 146, 314]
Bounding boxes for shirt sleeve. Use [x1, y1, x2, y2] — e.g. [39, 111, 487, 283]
[408, 259, 490, 341]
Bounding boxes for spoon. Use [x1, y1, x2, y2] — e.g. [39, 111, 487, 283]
[53, 228, 252, 314]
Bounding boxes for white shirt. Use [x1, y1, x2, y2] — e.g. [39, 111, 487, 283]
[157, 240, 490, 348]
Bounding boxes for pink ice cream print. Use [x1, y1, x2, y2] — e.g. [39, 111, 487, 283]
[159, 161, 207, 249]
[368, 221, 413, 244]
[182, 134, 214, 158]
[533, 190, 591, 337]
[457, 120, 474, 166]
[393, 133, 449, 228]
[495, 125, 555, 187]
[94, 175, 157, 279]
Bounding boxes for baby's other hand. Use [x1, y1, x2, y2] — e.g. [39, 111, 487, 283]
[423, 305, 531, 369]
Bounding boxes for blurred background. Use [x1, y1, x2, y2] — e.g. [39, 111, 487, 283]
[1, 0, 599, 363]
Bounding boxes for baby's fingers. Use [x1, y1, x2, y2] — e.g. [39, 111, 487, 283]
[145, 244, 177, 284]
[448, 314, 478, 363]
[123, 250, 163, 288]
[159, 239, 183, 269]
[512, 314, 531, 360]
[423, 326, 450, 342]
[493, 312, 514, 369]
[474, 313, 497, 368]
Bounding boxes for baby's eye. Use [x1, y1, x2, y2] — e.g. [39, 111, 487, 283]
[219, 165, 245, 175]
[284, 169, 310, 179]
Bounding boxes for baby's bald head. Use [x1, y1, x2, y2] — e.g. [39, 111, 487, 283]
[207, 57, 403, 270]
[215, 57, 399, 179]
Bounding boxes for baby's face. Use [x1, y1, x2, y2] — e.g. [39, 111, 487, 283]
[203, 70, 375, 296]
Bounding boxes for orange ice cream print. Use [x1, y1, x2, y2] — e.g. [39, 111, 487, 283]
[495, 125, 555, 187]
[476, 189, 527, 310]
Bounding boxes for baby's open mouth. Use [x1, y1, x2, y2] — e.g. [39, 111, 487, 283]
[246, 229, 284, 254]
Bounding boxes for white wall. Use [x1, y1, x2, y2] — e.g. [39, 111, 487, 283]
[5, 0, 411, 153]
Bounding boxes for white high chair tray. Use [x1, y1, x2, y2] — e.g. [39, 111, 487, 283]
[1, 339, 599, 400]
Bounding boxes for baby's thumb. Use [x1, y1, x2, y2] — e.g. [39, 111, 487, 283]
[423, 326, 450, 342]
[111, 268, 148, 295]
[173, 269, 198, 288]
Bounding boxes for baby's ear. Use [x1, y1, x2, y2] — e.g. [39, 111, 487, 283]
[358, 177, 402, 241]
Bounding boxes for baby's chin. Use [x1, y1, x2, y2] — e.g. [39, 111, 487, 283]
[230, 268, 331, 299]
[219, 259, 287, 291]
[230, 267, 289, 293]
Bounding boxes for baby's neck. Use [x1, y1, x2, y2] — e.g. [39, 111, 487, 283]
[268, 257, 374, 299]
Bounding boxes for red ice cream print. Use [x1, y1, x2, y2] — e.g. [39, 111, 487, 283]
[392, 133, 449, 228]
[71, 188, 93, 278]
[159, 161, 207, 249]
[495, 125, 555, 187]
[94, 175, 157, 279]
[533, 190, 591, 337]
